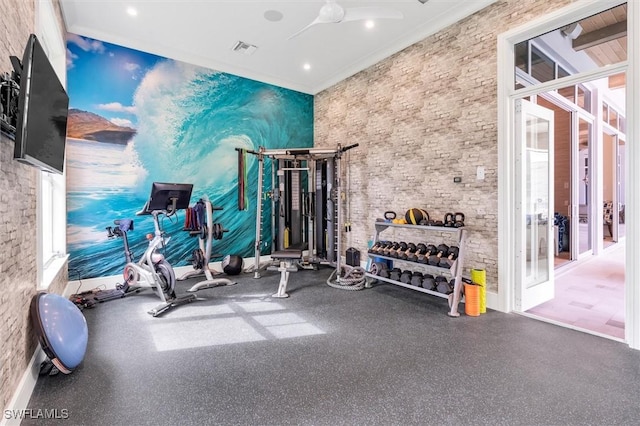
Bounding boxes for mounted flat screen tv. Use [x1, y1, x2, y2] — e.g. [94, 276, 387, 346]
[13, 34, 69, 175]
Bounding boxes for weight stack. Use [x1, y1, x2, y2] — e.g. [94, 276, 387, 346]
[346, 247, 360, 266]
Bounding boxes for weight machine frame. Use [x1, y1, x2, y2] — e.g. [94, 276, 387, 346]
[240, 144, 358, 279]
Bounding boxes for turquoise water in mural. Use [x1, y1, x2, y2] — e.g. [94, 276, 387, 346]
[66, 62, 313, 279]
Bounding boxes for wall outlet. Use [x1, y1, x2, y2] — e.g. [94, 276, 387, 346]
[477, 166, 485, 180]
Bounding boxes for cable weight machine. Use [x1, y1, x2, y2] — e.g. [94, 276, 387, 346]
[238, 144, 358, 286]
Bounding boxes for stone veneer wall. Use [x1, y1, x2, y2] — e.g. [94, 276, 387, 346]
[0, 0, 67, 412]
[315, 0, 572, 294]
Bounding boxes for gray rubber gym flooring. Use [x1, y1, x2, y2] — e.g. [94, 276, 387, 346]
[25, 267, 640, 425]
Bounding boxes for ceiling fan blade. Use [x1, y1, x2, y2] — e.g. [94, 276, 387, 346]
[342, 7, 403, 23]
[288, 16, 324, 40]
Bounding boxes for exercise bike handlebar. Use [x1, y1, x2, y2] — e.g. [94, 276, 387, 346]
[136, 197, 181, 217]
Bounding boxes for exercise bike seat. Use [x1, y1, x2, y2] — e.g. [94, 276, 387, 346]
[114, 219, 134, 232]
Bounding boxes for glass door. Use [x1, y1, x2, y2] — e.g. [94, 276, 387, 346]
[617, 136, 626, 239]
[573, 114, 594, 257]
[515, 99, 555, 311]
[603, 131, 619, 244]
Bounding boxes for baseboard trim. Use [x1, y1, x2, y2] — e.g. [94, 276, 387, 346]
[0, 346, 46, 426]
[486, 290, 501, 312]
[64, 255, 274, 296]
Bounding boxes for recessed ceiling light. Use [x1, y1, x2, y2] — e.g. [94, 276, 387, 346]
[126, 7, 137, 16]
[264, 10, 284, 22]
[303, 63, 311, 71]
[365, 20, 375, 29]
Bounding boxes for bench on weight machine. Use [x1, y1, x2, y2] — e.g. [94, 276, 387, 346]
[269, 250, 303, 298]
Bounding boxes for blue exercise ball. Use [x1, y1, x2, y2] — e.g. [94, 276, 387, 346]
[31, 292, 88, 374]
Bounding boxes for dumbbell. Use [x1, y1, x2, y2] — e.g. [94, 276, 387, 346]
[417, 244, 438, 263]
[428, 244, 449, 266]
[382, 242, 398, 257]
[400, 270, 413, 284]
[410, 271, 423, 287]
[435, 276, 452, 294]
[438, 246, 460, 268]
[399, 242, 417, 260]
[370, 241, 384, 255]
[391, 242, 408, 258]
[407, 243, 426, 262]
[389, 268, 402, 281]
[422, 274, 436, 291]
[380, 241, 395, 255]
[376, 241, 389, 256]
[368, 241, 383, 253]
[379, 267, 391, 279]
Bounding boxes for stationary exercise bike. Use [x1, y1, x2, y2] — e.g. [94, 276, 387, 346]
[108, 182, 234, 316]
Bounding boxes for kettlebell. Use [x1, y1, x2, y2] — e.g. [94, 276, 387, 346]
[444, 212, 456, 227]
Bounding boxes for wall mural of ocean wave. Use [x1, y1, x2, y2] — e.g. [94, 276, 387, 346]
[66, 34, 313, 279]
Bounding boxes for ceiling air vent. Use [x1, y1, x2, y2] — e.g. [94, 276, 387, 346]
[231, 41, 257, 56]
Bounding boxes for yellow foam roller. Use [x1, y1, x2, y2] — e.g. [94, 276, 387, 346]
[471, 268, 486, 314]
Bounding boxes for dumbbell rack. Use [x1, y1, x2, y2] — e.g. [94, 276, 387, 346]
[364, 222, 467, 317]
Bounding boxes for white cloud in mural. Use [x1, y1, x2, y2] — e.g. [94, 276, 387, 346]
[97, 102, 136, 114]
[110, 118, 134, 128]
[66, 48, 79, 69]
[67, 33, 106, 53]
[124, 62, 140, 72]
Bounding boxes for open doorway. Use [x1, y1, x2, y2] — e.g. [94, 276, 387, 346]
[525, 75, 626, 339]
[510, 3, 628, 340]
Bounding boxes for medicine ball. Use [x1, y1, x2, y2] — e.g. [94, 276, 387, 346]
[222, 255, 243, 275]
[405, 208, 429, 225]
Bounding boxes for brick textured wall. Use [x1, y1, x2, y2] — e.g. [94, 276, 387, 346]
[0, 0, 68, 412]
[315, 0, 572, 293]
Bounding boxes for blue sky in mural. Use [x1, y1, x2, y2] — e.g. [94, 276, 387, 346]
[66, 33, 162, 128]
[65, 34, 313, 279]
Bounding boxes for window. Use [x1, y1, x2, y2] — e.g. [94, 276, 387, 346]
[558, 86, 575, 103]
[557, 66, 570, 79]
[39, 172, 66, 267]
[515, 41, 528, 74]
[514, 41, 576, 90]
[530, 45, 555, 83]
[576, 85, 591, 111]
[609, 108, 619, 128]
[38, 164, 68, 290]
[36, 0, 68, 288]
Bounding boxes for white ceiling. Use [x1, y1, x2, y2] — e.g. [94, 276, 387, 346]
[59, 0, 497, 95]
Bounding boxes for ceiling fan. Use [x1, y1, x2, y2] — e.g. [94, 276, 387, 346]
[288, 0, 404, 40]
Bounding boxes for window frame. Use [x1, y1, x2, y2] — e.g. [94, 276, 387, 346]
[36, 0, 68, 289]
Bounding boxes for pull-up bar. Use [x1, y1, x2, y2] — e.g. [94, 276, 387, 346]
[235, 143, 358, 159]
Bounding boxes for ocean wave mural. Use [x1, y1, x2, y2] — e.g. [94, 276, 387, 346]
[66, 35, 313, 279]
